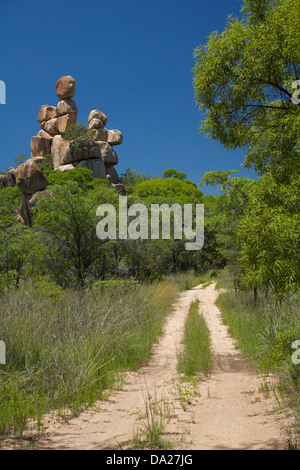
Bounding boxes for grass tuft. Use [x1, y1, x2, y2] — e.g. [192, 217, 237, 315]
[177, 300, 213, 378]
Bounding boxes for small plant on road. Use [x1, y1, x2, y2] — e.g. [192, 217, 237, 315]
[132, 389, 173, 450]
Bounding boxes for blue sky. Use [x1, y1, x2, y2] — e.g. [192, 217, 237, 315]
[0, 0, 255, 194]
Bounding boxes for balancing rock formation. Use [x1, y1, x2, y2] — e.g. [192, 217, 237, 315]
[0, 75, 126, 225]
[30, 75, 124, 186]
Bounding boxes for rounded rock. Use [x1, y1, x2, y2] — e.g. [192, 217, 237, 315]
[56, 75, 76, 99]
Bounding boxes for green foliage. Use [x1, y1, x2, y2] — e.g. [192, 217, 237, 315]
[13, 154, 27, 167]
[216, 286, 300, 422]
[236, 172, 300, 300]
[32, 180, 118, 288]
[0, 186, 34, 292]
[215, 287, 300, 371]
[195, 0, 300, 299]
[44, 167, 109, 191]
[63, 123, 96, 158]
[193, 0, 300, 175]
[200, 166, 300, 301]
[199, 170, 238, 188]
[241, 0, 279, 23]
[120, 168, 152, 194]
[34, 154, 54, 173]
[162, 168, 187, 180]
[133, 177, 202, 203]
[64, 122, 95, 142]
[0, 280, 177, 438]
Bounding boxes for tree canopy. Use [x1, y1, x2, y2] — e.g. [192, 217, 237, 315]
[195, 0, 300, 301]
[193, 0, 300, 176]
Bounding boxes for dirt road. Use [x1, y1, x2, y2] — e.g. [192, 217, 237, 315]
[36, 282, 290, 450]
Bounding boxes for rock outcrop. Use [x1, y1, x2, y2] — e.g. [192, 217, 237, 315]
[16, 160, 48, 195]
[29, 75, 124, 186]
[31, 76, 79, 161]
[16, 161, 48, 226]
[0, 168, 17, 188]
[3, 75, 126, 226]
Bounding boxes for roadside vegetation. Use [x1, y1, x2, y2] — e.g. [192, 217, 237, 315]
[177, 300, 213, 379]
[215, 270, 300, 435]
[0, 279, 178, 441]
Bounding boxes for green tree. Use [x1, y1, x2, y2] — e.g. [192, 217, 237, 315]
[120, 168, 152, 194]
[133, 177, 202, 203]
[13, 154, 27, 167]
[162, 168, 187, 180]
[194, 0, 300, 301]
[200, 170, 254, 288]
[33, 180, 118, 288]
[236, 173, 300, 301]
[193, 0, 300, 176]
[0, 186, 34, 290]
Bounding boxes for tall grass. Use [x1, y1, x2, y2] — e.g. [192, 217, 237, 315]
[177, 300, 213, 378]
[216, 285, 300, 428]
[0, 279, 177, 440]
[167, 270, 217, 292]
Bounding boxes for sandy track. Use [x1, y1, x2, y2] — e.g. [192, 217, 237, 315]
[35, 283, 289, 450]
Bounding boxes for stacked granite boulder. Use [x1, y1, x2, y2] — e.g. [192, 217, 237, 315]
[1, 76, 126, 225]
[30, 75, 123, 185]
[30, 76, 78, 163]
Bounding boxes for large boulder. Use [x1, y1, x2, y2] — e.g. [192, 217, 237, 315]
[88, 110, 107, 128]
[112, 183, 126, 195]
[56, 75, 75, 99]
[29, 156, 47, 164]
[106, 129, 123, 146]
[101, 147, 118, 165]
[37, 129, 53, 141]
[62, 140, 101, 164]
[53, 137, 114, 166]
[41, 117, 59, 135]
[89, 118, 105, 130]
[0, 169, 17, 188]
[93, 128, 123, 146]
[77, 158, 106, 179]
[19, 194, 32, 226]
[105, 165, 119, 184]
[0, 175, 7, 187]
[16, 161, 48, 195]
[31, 136, 52, 157]
[5, 168, 17, 187]
[51, 135, 70, 168]
[57, 113, 77, 134]
[37, 105, 57, 124]
[55, 163, 76, 172]
[96, 141, 115, 164]
[57, 98, 78, 116]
